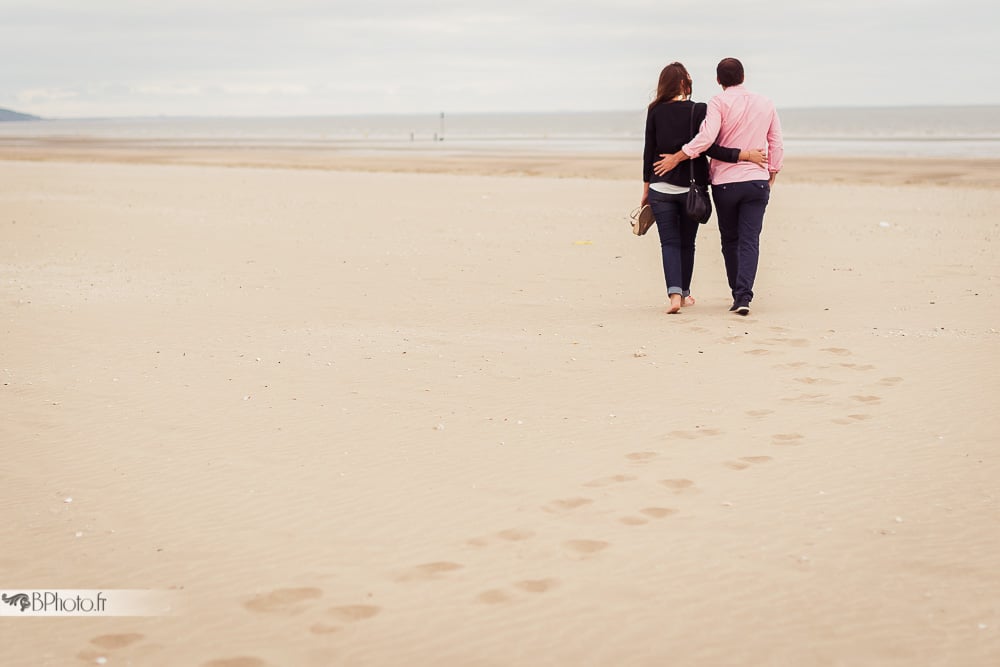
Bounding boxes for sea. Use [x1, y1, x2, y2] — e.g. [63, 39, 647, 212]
[1, 106, 998, 158]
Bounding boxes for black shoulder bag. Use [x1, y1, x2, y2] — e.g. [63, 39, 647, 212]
[685, 104, 713, 224]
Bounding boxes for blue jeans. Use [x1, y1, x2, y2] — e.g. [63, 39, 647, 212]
[648, 189, 700, 297]
[711, 180, 770, 305]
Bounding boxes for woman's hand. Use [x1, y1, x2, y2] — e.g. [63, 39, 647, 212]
[740, 148, 767, 165]
[653, 151, 684, 177]
[641, 182, 650, 207]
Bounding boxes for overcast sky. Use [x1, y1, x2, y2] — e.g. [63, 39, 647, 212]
[1, 0, 995, 118]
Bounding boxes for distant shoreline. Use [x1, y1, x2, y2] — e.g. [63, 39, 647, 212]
[1, 107, 998, 159]
[2, 138, 1000, 189]
[12, 102, 1000, 120]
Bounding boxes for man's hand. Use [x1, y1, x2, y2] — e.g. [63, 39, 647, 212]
[768, 171, 777, 187]
[653, 151, 684, 177]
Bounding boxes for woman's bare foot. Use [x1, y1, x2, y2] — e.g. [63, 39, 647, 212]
[667, 293, 682, 314]
[683, 296, 696, 307]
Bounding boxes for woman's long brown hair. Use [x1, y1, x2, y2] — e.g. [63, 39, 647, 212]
[648, 62, 693, 110]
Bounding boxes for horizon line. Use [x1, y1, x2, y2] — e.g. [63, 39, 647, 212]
[6, 102, 1000, 123]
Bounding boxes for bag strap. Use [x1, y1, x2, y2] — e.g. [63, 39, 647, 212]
[689, 104, 696, 185]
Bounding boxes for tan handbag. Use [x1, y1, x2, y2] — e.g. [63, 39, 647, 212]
[629, 204, 655, 236]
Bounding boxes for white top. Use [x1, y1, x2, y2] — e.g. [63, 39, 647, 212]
[649, 182, 690, 194]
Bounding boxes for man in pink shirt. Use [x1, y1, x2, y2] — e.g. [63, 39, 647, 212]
[655, 58, 783, 316]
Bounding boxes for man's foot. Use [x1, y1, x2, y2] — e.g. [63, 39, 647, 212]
[667, 293, 682, 314]
[735, 303, 750, 316]
[683, 296, 696, 307]
[729, 302, 739, 312]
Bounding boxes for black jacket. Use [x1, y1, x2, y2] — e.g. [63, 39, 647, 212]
[643, 100, 740, 187]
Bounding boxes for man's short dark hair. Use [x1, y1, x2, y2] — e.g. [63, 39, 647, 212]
[717, 58, 745, 87]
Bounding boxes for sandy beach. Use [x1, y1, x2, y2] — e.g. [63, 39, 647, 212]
[2, 145, 999, 666]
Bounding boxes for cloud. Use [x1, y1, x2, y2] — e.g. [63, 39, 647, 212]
[220, 83, 310, 96]
[134, 83, 204, 97]
[15, 88, 80, 104]
[1, 0, 997, 116]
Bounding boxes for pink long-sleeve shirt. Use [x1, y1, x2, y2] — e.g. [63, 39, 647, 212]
[682, 84, 783, 185]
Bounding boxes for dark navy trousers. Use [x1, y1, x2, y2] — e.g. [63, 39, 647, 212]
[647, 189, 700, 297]
[711, 180, 770, 305]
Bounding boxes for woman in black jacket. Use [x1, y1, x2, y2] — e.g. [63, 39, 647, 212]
[642, 61, 764, 314]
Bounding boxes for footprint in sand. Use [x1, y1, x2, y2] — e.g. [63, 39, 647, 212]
[90, 634, 145, 649]
[620, 516, 649, 525]
[746, 409, 774, 417]
[477, 589, 512, 604]
[772, 433, 804, 445]
[543, 497, 594, 513]
[877, 377, 903, 386]
[781, 393, 829, 404]
[660, 479, 697, 494]
[625, 451, 658, 462]
[666, 427, 721, 440]
[496, 529, 534, 541]
[794, 377, 841, 385]
[201, 658, 268, 667]
[821, 347, 852, 356]
[839, 362, 875, 371]
[477, 578, 561, 604]
[851, 395, 882, 404]
[308, 605, 382, 635]
[725, 456, 773, 470]
[514, 578, 559, 593]
[773, 361, 808, 369]
[583, 474, 636, 488]
[832, 413, 874, 425]
[468, 529, 535, 547]
[641, 507, 677, 518]
[243, 587, 322, 614]
[563, 539, 609, 555]
[745, 349, 770, 356]
[327, 604, 380, 622]
[764, 337, 810, 348]
[623, 507, 678, 523]
[393, 561, 464, 582]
